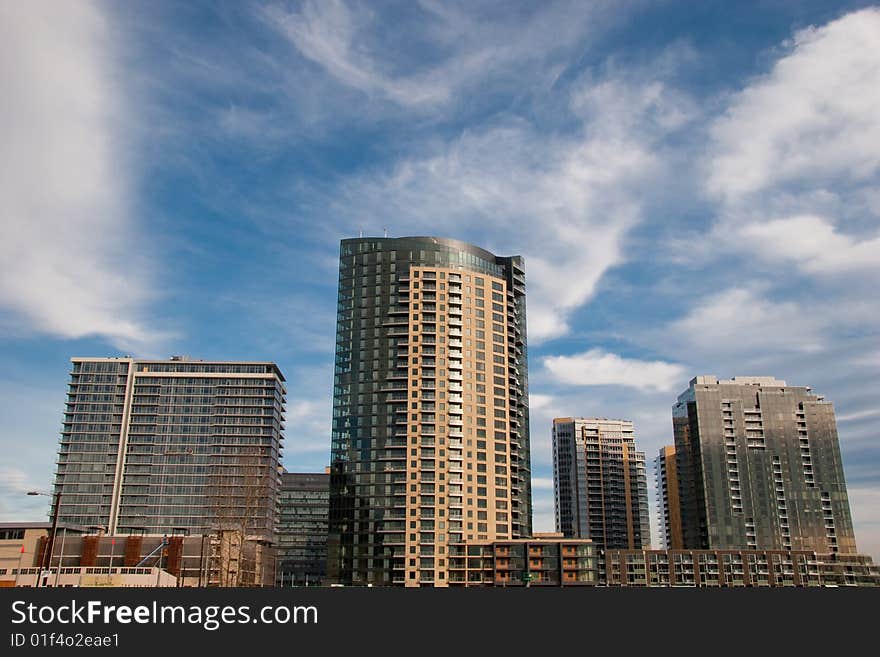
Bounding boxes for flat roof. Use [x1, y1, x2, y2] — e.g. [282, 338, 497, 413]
[0, 521, 88, 532]
[69, 357, 286, 382]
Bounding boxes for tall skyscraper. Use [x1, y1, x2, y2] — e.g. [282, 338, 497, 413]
[552, 418, 651, 550]
[277, 471, 330, 586]
[53, 357, 285, 542]
[329, 236, 530, 587]
[655, 445, 683, 549]
[673, 376, 856, 553]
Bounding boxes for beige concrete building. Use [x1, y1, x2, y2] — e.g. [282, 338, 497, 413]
[0, 523, 273, 587]
[655, 445, 683, 548]
[330, 237, 530, 586]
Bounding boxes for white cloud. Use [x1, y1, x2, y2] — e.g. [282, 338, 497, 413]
[668, 287, 827, 356]
[528, 393, 558, 413]
[531, 492, 556, 533]
[333, 80, 683, 342]
[847, 486, 880, 561]
[543, 349, 685, 392]
[262, 0, 448, 106]
[707, 7, 880, 201]
[261, 0, 625, 110]
[739, 215, 880, 276]
[0, 467, 46, 521]
[0, 2, 157, 350]
[837, 408, 880, 423]
[284, 398, 330, 454]
[531, 477, 554, 490]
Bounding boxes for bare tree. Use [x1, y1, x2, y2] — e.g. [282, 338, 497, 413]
[208, 444, 274, 586]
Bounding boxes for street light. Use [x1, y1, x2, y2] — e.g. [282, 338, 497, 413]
[27, 490, 60, 587]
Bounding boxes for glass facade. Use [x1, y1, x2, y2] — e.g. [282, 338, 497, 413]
[276, 472, 329, 586]
[553, 418, 651, 550]
[329, 237, 530, 586]
[53, 358, 285, 540]
[673, 376, 857, 553]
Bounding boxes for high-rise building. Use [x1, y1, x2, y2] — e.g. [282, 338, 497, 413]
[552, 418, 651, 550]
[673, 376, 856, 553]
[277, 471, 330, 586]
[655, 445, 683, 549]
[53, 357, 285, 542]
[329, 236, 530, 587]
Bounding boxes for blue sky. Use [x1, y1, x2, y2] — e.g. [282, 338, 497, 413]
[1, 0, 879, 559]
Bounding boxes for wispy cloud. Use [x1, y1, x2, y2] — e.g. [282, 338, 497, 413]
[531, 477, 554, 491]
[706, 7, 880, 201]
[738, 215, 880, 276]
[0, 2, 161, 351]
[281, 364, 333, 470]
[543, 349, 685, 392]
[667, 287, 828, 357]
[326, 65, 695, 341]
[0, 467, 47, 521]
[262, 0, 449, 106]
[847, 486, 880, 562]
[837, 408, 880, 424]
[261, 0, 627, 111]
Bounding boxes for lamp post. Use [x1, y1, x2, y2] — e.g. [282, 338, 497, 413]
[27, 490, 60, 587]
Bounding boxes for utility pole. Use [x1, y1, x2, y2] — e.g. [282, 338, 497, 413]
[27, 489, 61, 587]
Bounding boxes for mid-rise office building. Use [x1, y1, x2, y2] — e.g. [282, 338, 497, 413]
[673, 376, 856, 553]
[552, 418, 650, 550]
[655, 445, 683, 549]
[53, 357, 286, 543]
[329, 236, 531, 586]
[277, 471, 330, 586]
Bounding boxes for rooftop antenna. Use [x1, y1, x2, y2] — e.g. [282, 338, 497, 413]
[383, 226, 388, 238]
[359, 227, 363, 238]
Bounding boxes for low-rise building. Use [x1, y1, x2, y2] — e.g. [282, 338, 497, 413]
[448, 533, 599, 586]
[0, 522, 274, 587]
[604, 548, 880, 587]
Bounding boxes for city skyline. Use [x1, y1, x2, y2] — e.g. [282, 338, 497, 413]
[2, 1, 879, 562]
